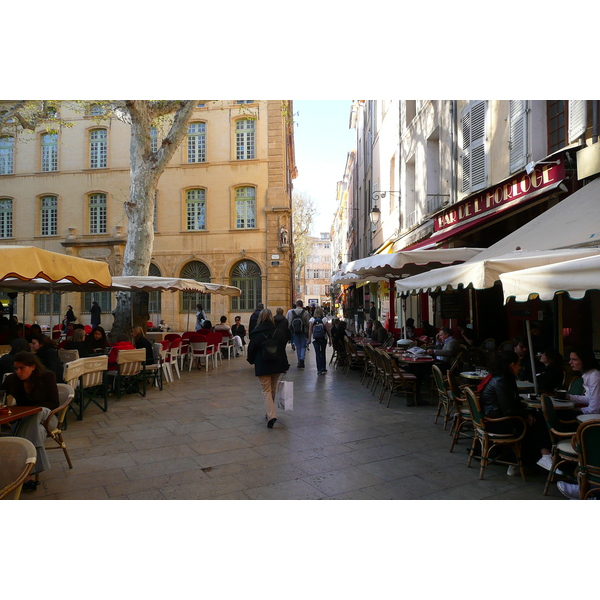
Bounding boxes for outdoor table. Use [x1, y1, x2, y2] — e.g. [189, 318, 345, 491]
[516, 380, 535, 392]
[576, 413, 600, 423]
[460, 370, 488, 381]
[146, 332, 182, 342]
[0, 405, 42, 427]
[520, 395, 574, 410]
[393, 355, 435, 402]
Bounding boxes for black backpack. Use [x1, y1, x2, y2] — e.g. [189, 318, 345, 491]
[262, 332, 279, 362]
[291, 310, 305, 334]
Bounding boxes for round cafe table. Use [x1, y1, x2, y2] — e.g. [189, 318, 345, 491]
[576, 413, 600, 423]
[460, 370, 488, 381]
[520, 395, 574, 410]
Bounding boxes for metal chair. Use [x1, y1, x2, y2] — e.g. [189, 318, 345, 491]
[573, 418, 600, 499]
[464, 386, 527, 481]
[106, 349, 147, 400]
[43, 383, 76, 470]
[0, 437, 37, 500]
[539, 394, 578, 495]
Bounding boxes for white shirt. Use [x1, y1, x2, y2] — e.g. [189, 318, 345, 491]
[569, 369, 600, 414]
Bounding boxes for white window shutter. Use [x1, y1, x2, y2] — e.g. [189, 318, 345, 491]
[568, 100, 587, 142]
[509, 100, 527, 172]
[470, 101, 487, 191]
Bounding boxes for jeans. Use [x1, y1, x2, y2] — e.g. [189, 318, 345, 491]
[292, 333, 308, 362]
[313, 338, 327, 373]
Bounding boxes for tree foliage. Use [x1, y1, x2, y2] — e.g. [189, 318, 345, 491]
[291, 191, 317, 283]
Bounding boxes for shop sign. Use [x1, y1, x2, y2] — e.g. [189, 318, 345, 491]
[435, 160, 565, 233]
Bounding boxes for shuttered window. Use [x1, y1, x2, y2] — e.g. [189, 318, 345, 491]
[568, 100, 587, 142]
[509, 100, 528, 173]
[461, 101, 487, 194]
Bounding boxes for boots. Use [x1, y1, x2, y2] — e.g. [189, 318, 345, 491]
[298, 359, 305, 368]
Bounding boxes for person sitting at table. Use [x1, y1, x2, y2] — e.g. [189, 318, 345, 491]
[63, 328, 92, 358]
[477, 350, 549, 474]
[1, 351, 59, 491]
[565, 348, 600, 415]
[159, 319, 170, 332]
[26, 323, 42, 343]
[364, 319, 373, 338]
[513, 336, 542, 382]
[231, 316, 247, 351]
[404, 318, 416, 340]
[536, 348, 565, 393]
[30, 334, 63, 383]
[214, 316, 243, 357]
[372, 320, 388, 344]
[427, 326, 460, 372]
[107, 333, 136, 371]
[131, 326, 156, 365]
[457, 321, 478, 347]
[85, 326, 110, 354]
[0, 337, 31, 377]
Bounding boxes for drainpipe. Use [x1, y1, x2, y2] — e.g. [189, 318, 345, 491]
[592, 100, 599, 144]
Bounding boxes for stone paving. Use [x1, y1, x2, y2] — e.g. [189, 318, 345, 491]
[23, 345, 566, 500]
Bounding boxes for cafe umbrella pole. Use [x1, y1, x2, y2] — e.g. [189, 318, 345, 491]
[525, 319, 538, 396]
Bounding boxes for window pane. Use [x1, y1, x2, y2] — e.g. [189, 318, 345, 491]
[41, 195, 58, 236]
[41, 133, 58, 171]
[235, 187, 256, 229]
[0, 198, 13, 238]
[0, 137, 14, 175]
[90, 129, 107, 168]
[82, 291, 112, 312]
[230, 260, 261, 311]
[186, 189, 206, 230]
[187, 122, 206, 163]
[180, 261, 211, 313]
[235, 119, 255, 160]
[89, 193, 107, 233]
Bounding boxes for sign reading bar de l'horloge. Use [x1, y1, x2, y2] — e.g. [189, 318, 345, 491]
[435, 160, 566, 233]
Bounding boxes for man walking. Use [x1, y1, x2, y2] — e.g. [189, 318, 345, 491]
[248, 303, 264, 334]
[288, 299, 310, 368]
[369, 301, 377, 322]
[90, 300, 101, 328]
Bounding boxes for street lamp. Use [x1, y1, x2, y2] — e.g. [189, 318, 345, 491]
[369, 206, 381, 225]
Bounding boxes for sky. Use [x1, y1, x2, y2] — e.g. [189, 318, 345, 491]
[291, 101, 357, 236]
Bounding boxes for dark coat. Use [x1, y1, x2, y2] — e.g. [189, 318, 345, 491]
[1, 370, 59, 410]
[247, 320, 290, 377]
[274, 314, 291, 341]
[135, 335, 155, 365]
[63, 340, 92, 358]
[36, 344, 63, 383]
[479, 375, 529, 419]
[248, 309, 261, 334]
[90, 303, 102, 326]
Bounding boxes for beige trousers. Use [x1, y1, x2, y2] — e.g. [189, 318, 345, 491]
[258, 373, 281, 421]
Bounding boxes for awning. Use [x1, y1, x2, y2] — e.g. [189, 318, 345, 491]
[395, 248, 600, 295]
[332, 247, 483, 285]
[112, 276, 241, 296]
[499, 254, 600, 303]
[0, 245, 112, 287]
[396, 178, 600, 294]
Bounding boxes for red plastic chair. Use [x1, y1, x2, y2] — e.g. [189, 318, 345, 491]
[206, 332, 224, 367]
[165, 334, 181, 342]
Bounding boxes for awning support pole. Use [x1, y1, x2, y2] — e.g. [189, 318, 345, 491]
[525, 319, 538, 395]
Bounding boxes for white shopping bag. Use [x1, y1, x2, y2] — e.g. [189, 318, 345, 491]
[275, 379, 294, 411]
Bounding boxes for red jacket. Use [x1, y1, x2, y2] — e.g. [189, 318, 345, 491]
[108, 341, 136, 370]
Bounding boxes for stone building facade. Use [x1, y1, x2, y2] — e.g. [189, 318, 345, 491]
[0, 100, 297, 329]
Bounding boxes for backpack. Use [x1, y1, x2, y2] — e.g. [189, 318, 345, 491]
[291, 310, 305, 334]
[262, 332, 279, 362]
[312, 318, 325, 339]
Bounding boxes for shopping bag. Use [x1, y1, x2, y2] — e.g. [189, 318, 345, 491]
[275, 379, 294, 411]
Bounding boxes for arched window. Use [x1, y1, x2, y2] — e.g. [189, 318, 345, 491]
[88, 193, 107, 233]
[0, 136, 14, 175]
[40, 195, 58, 236]
[235, 186, 256, 229]
[187, 122, 206, 163]
[148, 263, 161, 313]
[89, 129, 107, 168]
[230, 260, 261, 311]
[235, 119, 255, 160]
[180, 261, 211, 314]
[41, 133, 58, 171]
[186, 189, 206, 230]
[0, 198, 13, 238]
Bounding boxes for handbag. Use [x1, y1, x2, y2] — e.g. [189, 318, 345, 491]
[275, 378, 294, 411]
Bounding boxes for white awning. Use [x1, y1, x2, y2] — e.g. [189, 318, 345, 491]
[499, 254, 600, 303]
[395, 248, 600, 295]
[396, 178, 600, 295]
[332, 247, 483, 285]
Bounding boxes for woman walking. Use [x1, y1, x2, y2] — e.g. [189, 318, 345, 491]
[308, 306, 332, 375]
[247, 308, 290, 428]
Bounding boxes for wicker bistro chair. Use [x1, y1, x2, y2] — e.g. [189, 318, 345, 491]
[343, 337, 365, 376]
[64, 356, 109, 420]
[573, 418, 600, 500]
[539, 394, 579, 495]
[107, 349, 147, 401]
[39, 383, 76, 473]
[360, 343, 378, 389]
[368, 347, 387, 398]
[432, 365, 454, 430]
[379, 349, 418, 407]
[0, 437, 37, 500]
[464, 386, 527, 481]
[446, 370, 473, 453]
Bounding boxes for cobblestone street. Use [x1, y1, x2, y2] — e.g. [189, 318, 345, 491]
[18, 345, 566, 501]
